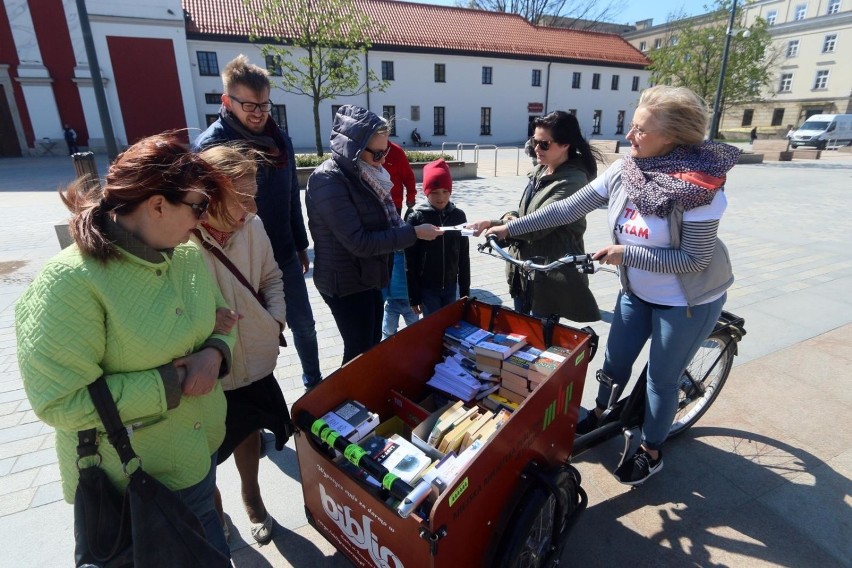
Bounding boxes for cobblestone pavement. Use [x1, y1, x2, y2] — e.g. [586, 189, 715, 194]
[1, 148, 850, 567]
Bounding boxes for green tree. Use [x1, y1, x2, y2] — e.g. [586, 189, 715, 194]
[460, 0, 619, 27]
[248, 0, 389, 155]
[648, 1, 778, 129]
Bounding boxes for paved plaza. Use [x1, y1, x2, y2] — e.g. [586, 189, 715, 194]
[1, 148, 850, 567]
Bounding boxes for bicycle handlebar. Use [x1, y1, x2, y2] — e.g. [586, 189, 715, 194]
[477, 234, 606, 275]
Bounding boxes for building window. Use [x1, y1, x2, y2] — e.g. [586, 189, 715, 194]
[639, 41, 647, 51]
[381, 61, 394, 81]
[592, 110, 602, 135]
[786, 39, 800, 57]
[616, 111, 625, 134]
[197, 51, 219, 76]
[331, 105, 342, 123]
[611, 75, 619, 90]
[670, 36, 679, 46]
[480, 107, 492, 135]
[568, 109, 577, 116]
[411, 106, 420, 121]
[827, 0, 840, 14]
[771, 108, 785, 126]
[766, 10, 777, 25]
[653, 38, 662, 49]
[482, 66, 493, 85]
[205, 114, 218, 126]
[204, 93, 220, 105]
[794, 3, 807, 20]
[632, 76, 640, 91]
[434, 107, 445, 136]
[382, 106, 397, 136]
[572, 72, 581, 89]
[741, 109, 754, 126]
[814, 69, 829, 89]
[779, 73, 793, 92]
[434, 63, 446, 83]
[823, 34, 837, 53]
[532, 69, 541, 87]
[271, 104, 287, 130]
[265, 55, 282, 76]
[592, 73, 600, 90]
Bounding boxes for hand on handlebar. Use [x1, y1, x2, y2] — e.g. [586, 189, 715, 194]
[593, 244, 625, 266]
[415, 224, 441, 241]
[483, 224, 510, 240]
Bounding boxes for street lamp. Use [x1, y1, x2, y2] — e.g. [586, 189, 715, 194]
[708, 0, 739, 140]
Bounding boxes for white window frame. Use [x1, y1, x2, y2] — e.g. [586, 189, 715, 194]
[779, 73, 793, 92]
[653, 38, 662, 49]
[794, 3, 807, 20]
[827, 0, 841, 14]
[766, 10, 777, 25]
[813, 69, 829, 90]
[822, 34, 837, 53]
[639, 40, 647, 51]
[786, 39, 800, 57]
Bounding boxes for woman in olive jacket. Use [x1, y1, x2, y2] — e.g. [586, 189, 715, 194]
[480, 111, 601, 322]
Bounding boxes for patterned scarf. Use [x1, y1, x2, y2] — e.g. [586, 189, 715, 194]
[359, 159, 403, 228]
[621, 141, 741, 217]
[219, 107, 288, 169]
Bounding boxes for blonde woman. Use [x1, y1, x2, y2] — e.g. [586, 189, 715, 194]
[195, 145, 292, 544]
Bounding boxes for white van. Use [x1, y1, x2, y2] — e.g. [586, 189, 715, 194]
[790, 114, 852, 149]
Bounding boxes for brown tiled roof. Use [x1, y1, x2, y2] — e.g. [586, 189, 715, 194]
[183, 0, 649, 68]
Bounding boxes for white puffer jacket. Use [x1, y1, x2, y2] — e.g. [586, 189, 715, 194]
[193, 215, 286, 390]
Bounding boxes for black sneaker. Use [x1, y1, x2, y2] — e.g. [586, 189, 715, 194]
[614, 448, 663, 485]
[575, 408, 600, 435]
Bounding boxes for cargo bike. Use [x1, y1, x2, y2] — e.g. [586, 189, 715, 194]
[292, 298, 596, 568]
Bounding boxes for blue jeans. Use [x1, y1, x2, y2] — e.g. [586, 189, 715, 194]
[382, 298, 419, 339]
[279, 253, 322, 387]
[597, 291, 726, 450]
[420, 286, 458, 317]
[175, 454, 230, 558]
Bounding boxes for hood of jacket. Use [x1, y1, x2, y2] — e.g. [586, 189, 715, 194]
[330, 105, 386, 179]
[413, 200, 458, 216]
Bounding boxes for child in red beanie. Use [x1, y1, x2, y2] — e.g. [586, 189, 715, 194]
[405, 159, 470, 316]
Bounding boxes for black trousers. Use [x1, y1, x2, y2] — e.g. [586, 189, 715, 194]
[322, 288, 384, 365]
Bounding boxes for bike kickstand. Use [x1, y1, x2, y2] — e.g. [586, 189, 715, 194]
[615, 429, 635, 471]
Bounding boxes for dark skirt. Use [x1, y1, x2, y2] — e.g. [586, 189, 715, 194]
[216, 374, 293, 464]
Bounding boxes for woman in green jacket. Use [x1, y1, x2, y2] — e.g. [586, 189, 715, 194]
[473, 111, 601, 322]
[15, 133, 238, 560]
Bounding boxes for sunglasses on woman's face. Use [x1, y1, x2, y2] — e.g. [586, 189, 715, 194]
[178, 198, 210, 219]
[366, 146, 389, 161]
[531, 138, 553, 151]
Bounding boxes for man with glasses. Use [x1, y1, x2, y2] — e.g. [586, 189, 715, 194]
[194, 54, 323, 391]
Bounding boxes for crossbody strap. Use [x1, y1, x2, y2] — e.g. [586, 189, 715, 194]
[193, 229, 264, 305]
[86, 377, 137, 466]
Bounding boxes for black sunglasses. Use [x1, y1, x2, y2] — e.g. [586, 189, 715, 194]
[178, 198, 210, 219]
[531, 138, 553, 151]
[365, 146, 390, 161]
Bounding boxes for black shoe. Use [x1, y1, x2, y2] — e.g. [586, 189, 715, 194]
[575, 408, 600, 435]
[614, 447, 663, 485]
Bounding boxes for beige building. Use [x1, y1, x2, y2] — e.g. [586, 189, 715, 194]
[622, 0, 852, 138]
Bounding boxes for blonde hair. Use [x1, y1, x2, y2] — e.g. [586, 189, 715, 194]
[197, 145, 262, 229]
[638, 86, 708, 146]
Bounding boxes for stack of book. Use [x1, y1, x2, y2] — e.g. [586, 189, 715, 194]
[442, 320, 492, 358]
[500, 344, 545, 403]
[423, 402, 511, 454]
[320, 400, 380, 443]
[531, 345, 573, 381]
[426, 356, 488, 401]
[474, 332, 528, 360]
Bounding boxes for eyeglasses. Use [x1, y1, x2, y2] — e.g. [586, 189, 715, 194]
[531, 138, 553, 151]
[627, 123, 654, 137]
[227, 94, 273, 113]
[365, 146, 390, 161]
[178, 198, 210, 219]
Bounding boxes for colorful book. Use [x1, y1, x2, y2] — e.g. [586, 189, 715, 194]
[482, 392, 520, 412]
[443, 321, 492, 348]
[497, 386, 526, 405]
[321, 400, 380, 443]
[533, 345, 573, 377]
[474, 333, 528, 360]
[503, 345, 543, 377]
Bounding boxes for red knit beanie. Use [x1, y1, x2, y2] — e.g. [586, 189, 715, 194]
[422, 159, 452, 196]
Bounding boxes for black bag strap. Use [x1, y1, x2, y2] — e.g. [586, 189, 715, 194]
[76, 429, 99, 460]
[87, 377, 137, 466]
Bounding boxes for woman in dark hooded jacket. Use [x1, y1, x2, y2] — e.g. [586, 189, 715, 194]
[306, 105, 439, 364]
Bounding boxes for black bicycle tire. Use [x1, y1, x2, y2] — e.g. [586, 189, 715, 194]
[493, 468, 578, 568]
[668, 331, 735, 439]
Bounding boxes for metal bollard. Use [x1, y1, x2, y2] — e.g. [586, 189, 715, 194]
[71, 151, 101, 194]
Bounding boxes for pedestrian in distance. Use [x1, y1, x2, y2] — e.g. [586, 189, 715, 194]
[306, 105, 440, 365]
[750, 127, 758, 145]
[194, 145, 293, 545]
[384, 140, 417, 215]
[193, 54, 324, 390]
[474, 86, 741, 486]
[405, 159, 470, 317]
[469, 111, 600, 323]
[16, 132, 238, 561]
[63, 123, 79, 155]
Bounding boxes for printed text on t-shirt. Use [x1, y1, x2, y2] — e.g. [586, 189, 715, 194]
[614, 208, 649, 239]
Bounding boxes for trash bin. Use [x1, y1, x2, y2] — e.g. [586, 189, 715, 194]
[71, 152, 101, 194]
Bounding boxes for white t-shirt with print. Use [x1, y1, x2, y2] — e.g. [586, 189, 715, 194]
[590, 167, 727, 305]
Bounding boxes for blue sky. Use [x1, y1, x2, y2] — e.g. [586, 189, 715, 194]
[403, 0, 698, 26]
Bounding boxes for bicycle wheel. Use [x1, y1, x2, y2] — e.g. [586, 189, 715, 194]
[494, 466, 583, 568]
[668, 332, 735, 439]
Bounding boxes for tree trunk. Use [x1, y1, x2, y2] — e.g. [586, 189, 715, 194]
[313, 100, 323, 156]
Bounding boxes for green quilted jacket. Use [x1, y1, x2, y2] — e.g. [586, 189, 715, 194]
[16, 224, 235, 503]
